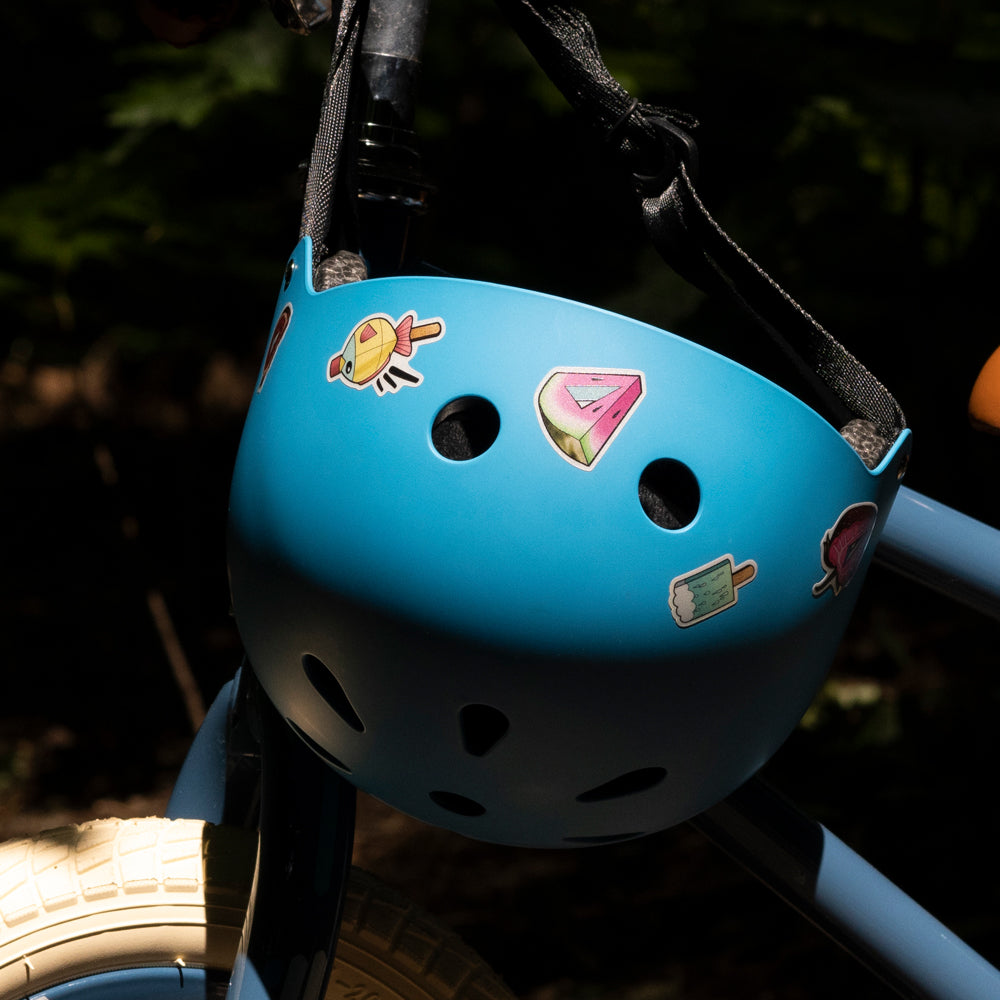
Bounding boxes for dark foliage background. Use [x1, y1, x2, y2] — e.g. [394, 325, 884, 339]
[2, 2, 1000, 998]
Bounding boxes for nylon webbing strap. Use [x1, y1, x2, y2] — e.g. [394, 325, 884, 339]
[640, 165, 907, 440]
[494, 0, 906, 443]
[300, 0, 369, 269]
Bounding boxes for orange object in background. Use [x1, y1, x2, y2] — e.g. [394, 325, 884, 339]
[969, 346, 1000, 434]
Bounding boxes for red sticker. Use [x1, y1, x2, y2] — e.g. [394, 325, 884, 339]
[257, 303, 292, 393]
[812, 502, 878, 598]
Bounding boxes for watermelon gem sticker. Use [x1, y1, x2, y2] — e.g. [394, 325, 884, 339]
[328, 311, 444, 395]
[812, 502, 879, 598]
[669, 555, 757, 628]
[535, 368, 645, 469]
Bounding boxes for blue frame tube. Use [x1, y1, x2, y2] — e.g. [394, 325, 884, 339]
[878, 487, 1000, 619]
[691, 777, 1000, 999]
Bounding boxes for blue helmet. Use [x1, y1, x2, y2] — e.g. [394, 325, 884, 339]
[227, 236, 910, 848]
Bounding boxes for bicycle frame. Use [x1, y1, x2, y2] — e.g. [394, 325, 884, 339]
[164, 485, 1000, 1000]
[157, 6, 1000, 989]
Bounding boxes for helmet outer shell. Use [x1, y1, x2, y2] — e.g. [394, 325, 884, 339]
[228, 238, 910, 848]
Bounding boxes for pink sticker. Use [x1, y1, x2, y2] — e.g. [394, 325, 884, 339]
[812, 502, 878, 598]
[535, 368, 645, 469]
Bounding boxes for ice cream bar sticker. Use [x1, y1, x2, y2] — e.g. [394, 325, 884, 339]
[669, 555, 757, 628]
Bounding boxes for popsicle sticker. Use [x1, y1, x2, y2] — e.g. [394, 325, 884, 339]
[328, 311, 444, 395]
[812, 502, 878, 598]
[669, 555, 757, 628]
[535, 368, 645, 469]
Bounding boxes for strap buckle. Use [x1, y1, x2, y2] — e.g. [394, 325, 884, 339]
[631, 114, 699, 194]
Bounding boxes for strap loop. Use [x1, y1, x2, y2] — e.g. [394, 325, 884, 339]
[604, 97, 639, 149]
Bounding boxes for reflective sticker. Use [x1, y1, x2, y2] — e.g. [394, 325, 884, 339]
[535, 368, 645, 469]
[812, 502, 878, 598]
[669, 555, 757, 628]
[328, 311, 444, 395]
[257, 302, 292, 393]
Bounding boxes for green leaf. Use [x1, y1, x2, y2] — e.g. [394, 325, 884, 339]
[106, 9, 304, 133]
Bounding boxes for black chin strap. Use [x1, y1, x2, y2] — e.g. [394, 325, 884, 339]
[493, 0, 905, 452]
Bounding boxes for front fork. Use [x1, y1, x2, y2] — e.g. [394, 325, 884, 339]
[167, 665, 356, 1000]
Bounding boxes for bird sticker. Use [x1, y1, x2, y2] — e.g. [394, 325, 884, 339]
[328, 311, 444, 395]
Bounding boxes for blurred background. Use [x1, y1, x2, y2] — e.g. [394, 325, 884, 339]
[2, 1, 1000, 997]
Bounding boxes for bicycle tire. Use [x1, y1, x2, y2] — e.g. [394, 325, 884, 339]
[0, 817, 515, 1000]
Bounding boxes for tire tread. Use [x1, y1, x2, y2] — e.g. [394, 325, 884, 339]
[0, 818, 516, 1000]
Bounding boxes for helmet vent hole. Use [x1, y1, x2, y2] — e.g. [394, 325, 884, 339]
[639, 460, 700, 530]
[459, 704, 510, 757]
[576, 767, 667, 803]
[429, 791, 487, 817]
[302, 654, 365, 733]
[432, 396, 500, 460]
